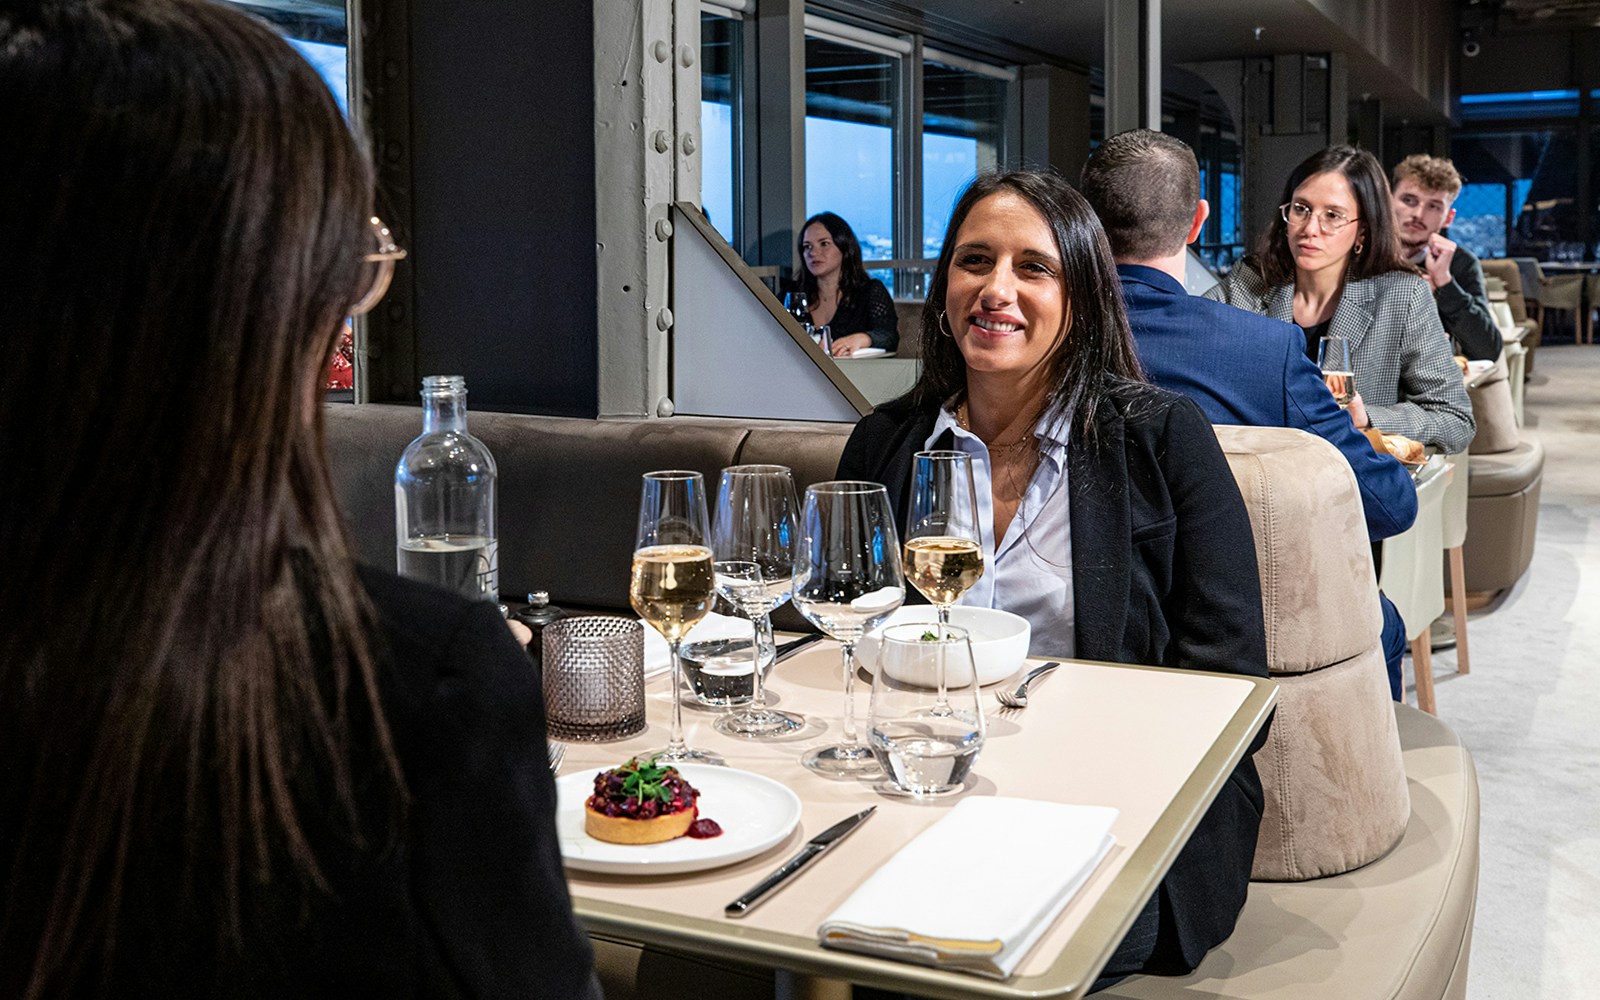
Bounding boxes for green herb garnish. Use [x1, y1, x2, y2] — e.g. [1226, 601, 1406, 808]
[920, 630, 939, 641]
[620, 754, 677, 805]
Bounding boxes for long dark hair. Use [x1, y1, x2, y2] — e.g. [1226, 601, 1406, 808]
[0, 0, 402, 994]
[907, 171, 1146, 444]
[796, 211, 873, 307]
[1248, 145, 1418, 287]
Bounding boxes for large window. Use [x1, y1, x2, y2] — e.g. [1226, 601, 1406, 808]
[701, 11, 742, 246]
[922, 54, 1009, 259]
[803, 33, 899, 264]
[1452, 128, 1581, 260]
[222, 0, 354, 394]
[225, 1, 349, 111]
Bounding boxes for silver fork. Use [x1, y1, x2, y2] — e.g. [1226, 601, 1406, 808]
[547, 741, 567, 775]
[996, 661, 1061, 710]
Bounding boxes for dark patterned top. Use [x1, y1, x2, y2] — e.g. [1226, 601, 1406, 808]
[824, 278, 899, 351]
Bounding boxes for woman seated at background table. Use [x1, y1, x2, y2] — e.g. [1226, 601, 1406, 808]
[1205, 145, 1475, 455]
[837, 171, 1270, 987]
[0, 1, 597, 996]
[797, 211, 900, 356]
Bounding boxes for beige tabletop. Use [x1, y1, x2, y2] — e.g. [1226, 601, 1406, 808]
[559, 641, 1277, 1000]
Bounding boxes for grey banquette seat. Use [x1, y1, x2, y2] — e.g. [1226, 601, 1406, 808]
[323, 405, 1479, 1000]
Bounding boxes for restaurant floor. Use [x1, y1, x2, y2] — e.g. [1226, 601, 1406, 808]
[1415, 343, 1600, 997]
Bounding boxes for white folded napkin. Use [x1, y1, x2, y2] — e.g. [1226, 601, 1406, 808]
[642, 612, 750, 679]
[818, 797, 1117, 979]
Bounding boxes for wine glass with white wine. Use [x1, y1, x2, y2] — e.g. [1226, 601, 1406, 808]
[631, 470, 721, 764]
[711, 465, 805, 739]
[1317, 336, 1356, 408]
[904, 450, 984, 714]
[792, 481, 905, 776]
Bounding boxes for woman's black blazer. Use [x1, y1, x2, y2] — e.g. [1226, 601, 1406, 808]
[838, 383, 1271, 974]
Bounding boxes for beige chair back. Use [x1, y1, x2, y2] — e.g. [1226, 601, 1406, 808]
[1468, 353, 1519, 454]
[1214, 426, 1410, 881]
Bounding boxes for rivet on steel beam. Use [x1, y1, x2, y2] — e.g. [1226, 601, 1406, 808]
[680, 133, 697, 156]
[678, 44, 696, 68]
[655, 219, 674, 240]
[656, 307, 675, 331]
[653, 40, 671, 62]
[653, 130, 671, 153]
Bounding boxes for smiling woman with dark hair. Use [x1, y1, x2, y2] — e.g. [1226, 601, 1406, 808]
[0, 1, 597, 997]
[838, 171, 1270, 988]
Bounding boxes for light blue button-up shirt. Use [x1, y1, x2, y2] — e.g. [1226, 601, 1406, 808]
[923, 408, 1076, 658]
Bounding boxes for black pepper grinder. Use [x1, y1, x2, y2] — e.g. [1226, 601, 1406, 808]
[513, 591, 564, 646]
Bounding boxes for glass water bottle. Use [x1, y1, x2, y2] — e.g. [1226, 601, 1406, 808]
[395, 375, 499, 602]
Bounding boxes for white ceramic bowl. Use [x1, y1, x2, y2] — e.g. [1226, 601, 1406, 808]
[856, 606, 1030, 687]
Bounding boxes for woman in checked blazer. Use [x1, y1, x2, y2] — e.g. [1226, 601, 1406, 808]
[1207, 146, 1475, 454]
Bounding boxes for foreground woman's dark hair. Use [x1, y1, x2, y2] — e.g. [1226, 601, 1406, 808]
[0, 0, 396, 990]
[0, 1, 543, 996]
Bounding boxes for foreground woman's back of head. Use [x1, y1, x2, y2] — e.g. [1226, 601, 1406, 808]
[0, 0, 402, 994]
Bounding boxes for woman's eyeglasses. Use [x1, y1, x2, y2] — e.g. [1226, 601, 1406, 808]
[1280, 201, 1358, 234]
[352, 216, 408, 316]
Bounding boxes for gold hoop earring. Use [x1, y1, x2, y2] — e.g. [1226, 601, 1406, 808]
[937, 310, 955, 338]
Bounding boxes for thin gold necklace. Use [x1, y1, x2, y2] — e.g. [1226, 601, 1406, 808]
[956, 402, 1038, 454]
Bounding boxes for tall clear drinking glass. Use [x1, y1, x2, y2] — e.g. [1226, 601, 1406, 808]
[631, 470, 721, 764]
[711, 465, 806, 738]
[904, 450, 984, 714]
[793, 481, 905, 776]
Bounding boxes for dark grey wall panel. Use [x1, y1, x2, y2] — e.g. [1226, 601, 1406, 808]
[373, 1, 599, 416]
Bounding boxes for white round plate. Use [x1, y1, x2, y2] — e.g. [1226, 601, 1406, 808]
[556, 764, 802, 875]
[848, 346, 888, 358]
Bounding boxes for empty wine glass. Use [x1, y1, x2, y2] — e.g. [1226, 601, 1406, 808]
[1318, 336, 1355, 407]
[868, 623, 986, 797]
[793, 481, 905, 776]
[631, 470, 721, 764]
[711, 465, 805, 739]
[784, 291, 812, 334]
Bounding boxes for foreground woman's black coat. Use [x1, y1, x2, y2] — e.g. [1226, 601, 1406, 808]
[838, 382, 1271, 975]
[2, 567, 602, 999]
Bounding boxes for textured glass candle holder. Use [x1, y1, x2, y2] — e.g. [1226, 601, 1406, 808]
[542, 616, 646, 741]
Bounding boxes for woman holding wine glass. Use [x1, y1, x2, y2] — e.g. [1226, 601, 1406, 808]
[837, 171, 1269, 985]
[1205, 146, 1473, 454]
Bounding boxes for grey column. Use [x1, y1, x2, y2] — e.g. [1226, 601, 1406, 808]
[1020, 63, 1091, 180]
[1104, 0, 1160, 136]
[895, 34, 924, 290]
[749, 0, 807, 271]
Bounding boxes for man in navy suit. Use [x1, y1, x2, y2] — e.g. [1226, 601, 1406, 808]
[1082, 128, 1416, 699]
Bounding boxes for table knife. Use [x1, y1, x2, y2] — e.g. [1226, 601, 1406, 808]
[724, 806, 876, 917]
[774, 633, 823, 662]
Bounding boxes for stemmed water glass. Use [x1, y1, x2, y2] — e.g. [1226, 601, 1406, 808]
[1318, 336, 1356, 408]
[630, 470, 722, 764]
[711, 465, 806, 738]
[904, 450, 984, 713]
[792, 481, 905, 776]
